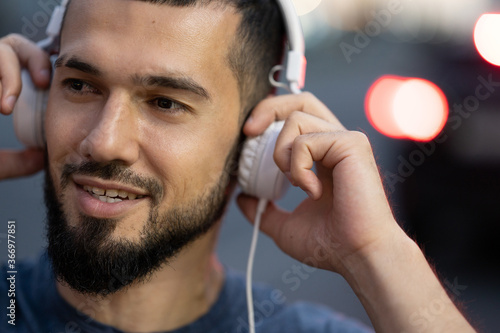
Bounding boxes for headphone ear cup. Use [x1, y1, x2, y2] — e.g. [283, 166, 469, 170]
[238, 121, 289, 200]
[13, 70, 47, 148]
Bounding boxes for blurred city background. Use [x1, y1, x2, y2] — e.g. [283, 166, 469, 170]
[1, 0, 499, 331]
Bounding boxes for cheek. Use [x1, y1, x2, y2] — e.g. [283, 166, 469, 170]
[45, 93, 96, 166]
[45, 107, 70, 194]
[144, 122, 237, 204]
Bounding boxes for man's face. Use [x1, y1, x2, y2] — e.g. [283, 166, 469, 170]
[44, 0, 243, 294]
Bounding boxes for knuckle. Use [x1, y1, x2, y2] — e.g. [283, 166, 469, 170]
[348, 131, 371, 146]
[292, 134, 308, 149]
[299, 91, 318, 108]
[300, 91, 315, 101]
[287, 110, 304, 123]
[270, 105, 281, 118]
[350, 130, 368, 141]
[2, 34, 23, 48]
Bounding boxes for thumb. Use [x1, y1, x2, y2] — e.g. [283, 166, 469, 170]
[236, 193, 289, 241]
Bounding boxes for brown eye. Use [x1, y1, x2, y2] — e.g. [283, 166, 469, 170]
[156, 98, 174, 109]
[151, 97, 185, 112]
[62, 79, 100, 95]
[70, 80, 84, 91]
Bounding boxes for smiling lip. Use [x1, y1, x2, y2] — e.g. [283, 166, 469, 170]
[73, 176, 149, 219]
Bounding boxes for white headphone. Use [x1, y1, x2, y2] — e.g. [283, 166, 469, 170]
[237, 0, 307, 201]
[12, 0, 306, 201]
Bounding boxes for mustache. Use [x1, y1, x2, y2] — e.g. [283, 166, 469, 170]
[60, 161, 164, 205]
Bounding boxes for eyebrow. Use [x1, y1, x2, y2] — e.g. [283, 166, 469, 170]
[133, 75, 211, 101]
[55, 55, 211, 101]
[55, 55, 102, 76]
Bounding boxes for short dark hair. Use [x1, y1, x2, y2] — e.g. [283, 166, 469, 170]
[63, 0, 285, 118]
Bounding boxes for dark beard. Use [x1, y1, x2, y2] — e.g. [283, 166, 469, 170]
[44, 159, 234, 297]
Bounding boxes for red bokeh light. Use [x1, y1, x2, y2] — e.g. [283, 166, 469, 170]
[365, 75, 407, 139]
[365, 76, 449, 141]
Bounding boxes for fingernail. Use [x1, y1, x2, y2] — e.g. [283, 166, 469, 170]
[5, 95, 17, 111]
[246, 115, 254, 125]
[305, 190, 314, 199]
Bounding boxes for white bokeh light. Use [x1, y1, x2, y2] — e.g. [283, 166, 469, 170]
[292, 0, 322, 16]
[366, 76, 448, 141]
[474, 13, 500, 67]
[392, 79, 448, 141]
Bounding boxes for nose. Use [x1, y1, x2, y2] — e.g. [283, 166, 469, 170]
[79, 91, 140, 165]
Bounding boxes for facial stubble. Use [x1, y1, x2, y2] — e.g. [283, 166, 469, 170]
[44, 145, 239, 297]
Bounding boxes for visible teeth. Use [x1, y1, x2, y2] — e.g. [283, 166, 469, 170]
[106, 189, 119, 198]
[84, 185, 143, 202]
[93, 187, 105, 195]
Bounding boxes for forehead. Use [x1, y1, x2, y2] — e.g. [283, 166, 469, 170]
[60, 0, 241, 99]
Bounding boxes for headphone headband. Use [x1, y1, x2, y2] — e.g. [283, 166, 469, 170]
[38, 0, 307, 93]
[275, 0, 307, 93]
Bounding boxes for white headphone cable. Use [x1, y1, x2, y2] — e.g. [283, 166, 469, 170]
[246, 198, 268, 333]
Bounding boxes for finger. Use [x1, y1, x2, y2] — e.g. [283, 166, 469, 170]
[0, 34, 50, 114]
[288, 130, 377, 200]
[0, 149, 45, 180]
[289, 133, 335, 200]
[244, 92, 342, 136]
[4, 34, 51, 87]
[273, 111, 341, 175]
[0, 42, 21, 115]
[236, 193, 290, 241]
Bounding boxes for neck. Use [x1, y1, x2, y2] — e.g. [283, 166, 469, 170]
[56, 223, 225, 332]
